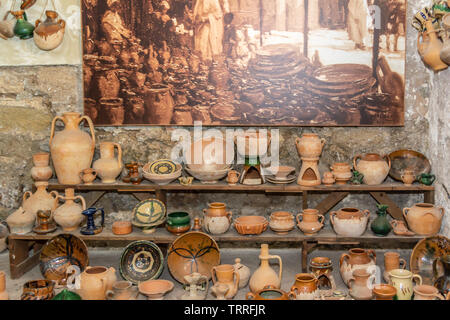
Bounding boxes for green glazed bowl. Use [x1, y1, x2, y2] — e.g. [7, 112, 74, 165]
[167, 212, 190, 227]
[52, 289, 82, 300]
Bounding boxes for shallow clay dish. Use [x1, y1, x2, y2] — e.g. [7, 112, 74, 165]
[410, 235, 450, 285]
[266, 166, 296, 178]
[119, 240, 164, 284]
[138, 279, 174, 300]
[143, 164, 182, 185]
[39, 234, 89, 281]
[147, 159, 177, 175]
[167, 231, 220, 284]
[234, 216, 269, 235]
[388, 150, 431, 181]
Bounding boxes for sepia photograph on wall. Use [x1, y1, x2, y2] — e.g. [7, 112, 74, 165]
[82, 0, 406, 126]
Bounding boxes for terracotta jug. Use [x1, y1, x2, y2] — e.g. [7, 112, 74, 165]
[227, 170, 240, 185]
[53, 188, 86, 231]
[340, 248, 376, 286]
[33, 10, 65, 51]
[414, 284, 445, 300]
[289, 273, 319, 300]
[348, 269, 375, 300]
[295, 133, 326, 158]
[441, 13, 450, 64]
[211, 264, 240, 299]
[418, 19, 448, 72]
[22, 182, 59, 216]
[233, 258, 251, 289]
[49, 112, 95, 185]
[249, 244, 282, 293]
[6, 207, 35, 234]
[0, 271, 8, 300]
[353, 153, 391, 185]
[388, 269, 422, 300]
[296, 209, 324, 235]
[383, 252, 407, 283]
[78, 266, 117, 300]
[93, 142, 123, 183]
[403, 203, 444, 235]
[79, 168, 98, 185]
[143, 83, 174, 124]
[30, 152, 53, 181]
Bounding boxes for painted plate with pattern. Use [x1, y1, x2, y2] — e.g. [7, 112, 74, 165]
[132, 199, 166, 226]
[148, 159, 177, 175]
[119, 241, 164, 284]
[167, 231, 220, 284]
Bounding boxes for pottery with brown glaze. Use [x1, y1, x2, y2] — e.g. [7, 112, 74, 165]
[340, 248, 376, 286]
[34, 10, 65, 51]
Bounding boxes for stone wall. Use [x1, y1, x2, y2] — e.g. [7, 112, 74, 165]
[0, 0, 448, 236]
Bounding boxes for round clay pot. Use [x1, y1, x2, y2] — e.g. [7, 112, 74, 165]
[22, 181, 59, 216]
[295, 133, 326, 158]
[269, 211, 295, 235]
[403, 203, 444, 235]
[373, 284, 397, 300]
[339, 248, 376, 287]
[296, 209, 324, 236]
[330, 209, 370, 237]
[330, 162, 352, 184]
[6, 207, 35, 235]
[112, 221, 132, 235]
[143, 83, 174, 124]
[233, 258, 251, 289]
[353, 153, 391, 185]
[78, 266, 117, 300]
[289, 273, 319, 300]
[413, 284, 445, 300]
[99, 98, 124, 125]
[30, 152, 53, 181]
[33, 10, 65, 51]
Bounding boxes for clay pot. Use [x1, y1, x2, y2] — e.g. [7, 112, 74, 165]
[226, 170, 240, 185]
[6, 207, 35, 234]
[353, 153, 391, 185]
[322, 171, 335, 186]
[296, 209, 324, 236]
[348, 269, 375, 300]
[388, 269, 422, 300]
[78, 266, 117, 300]
[289, 273, 319, 300]
[418, 20, 448, 72]
[295, 133, 325, 158]
[21, 280, 55, 300]
[33, 10, 65, 51]
[233, 258, 251, 289]
[202, 204, 232, 235]
[99, 98, 124, 125]
[403, 203, 444, 235]
[249, 244, 282, 293]
[53, 188, 86, 231]
[192, 106, 212, 124]
[93, 142, 123, 183]
[339, 248, 376, 287]
[212, 264, 240, 299]
[0, 271, 8, 300]
[79, 168, 98, 185]
[330, 209, 370, 237]
[30, 152, 53, 181]
[401, 169, 416, 185]
[143, 84, 174, 124]
[22, 181, 59, 216]
[50, 112, 95, 185]
[112, 221, 132, 235]
[246, 286, 290, 300]
[330, 162, 352, 185]
[413, 284, 445, 300]
[383, 252, 407, 283]
[106, 281, 138, 300]
[373, 284, 397, 300]
[269, 211, 295, 235]
[203, 203, 228, 217]
[11, 10, 34, 39]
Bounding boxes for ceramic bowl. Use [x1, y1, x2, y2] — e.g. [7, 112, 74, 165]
[112, 221, 132, 235]
[167, 231, 220, 284]
[234, 216, 269, 235]
[185, 167, 230, 184]
[138, 279, 174, 300]
[184, 137, 234, 170]
[142, 164, 182, 185]
[39, 234, 89, 281]
[266, 166, 296, 179]
[330, 213, 369, 237]
[372, 284, 398, 300]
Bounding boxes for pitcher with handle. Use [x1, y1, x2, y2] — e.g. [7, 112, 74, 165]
[211, 264, 240, 299]
[93, 142, 123, 183]
[249, 244, 283, 293]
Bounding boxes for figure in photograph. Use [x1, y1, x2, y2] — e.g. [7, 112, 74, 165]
[101, 0, 133, 43]
[347, 0, 369, 49]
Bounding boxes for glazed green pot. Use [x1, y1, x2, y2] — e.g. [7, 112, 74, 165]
[52, 289, 82, 300]
[417, 173, 436, 186]
[371, 210, 392, 236]
[12, 11, 34, 39]
[167, 212, 190, 227]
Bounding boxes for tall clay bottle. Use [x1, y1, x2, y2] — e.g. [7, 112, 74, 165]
[249, 244, 283, 293]
[49, 112, 95, 185]
[0, 271, 8, 300]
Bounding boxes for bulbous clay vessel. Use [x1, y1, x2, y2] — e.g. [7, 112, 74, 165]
[33, 10, 65, 51]
[53, 188, 86, 231]
[330, 162, 352, 185]
[340, 248, 376, 287]
[93, 142, 123, 184]
[330, 208, 370, 237]
[348, 269, 375, 300]
[78, 266, 117, 300]
[249, 244, 282, 293]
[289, 273, 319, 300]
[30, 152, 53, 181]
[6, 207, 35, 234]
[49, 112, 95, 185]
[418, 20, 448, 71]
[295, 133, 325, 158]
[211, 264, 240, 299]
[296, 209, 324, 236]
[22, 182, 59, 216]
[353, 153, 391, 185]
[269, 211, 295, 235]
[202, 203, 232, 235]
[403, 203, 444, 235]
[388, 269, 422, 300]
[233, 258, 251, 289]
[0, 271, 8, 300]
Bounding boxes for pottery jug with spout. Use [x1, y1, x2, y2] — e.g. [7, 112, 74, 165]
[249, 244, 283, 293]
[93, 142, 123, 183]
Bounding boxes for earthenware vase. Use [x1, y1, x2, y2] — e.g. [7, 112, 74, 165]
[53, 188, 86, 231]
[372, 284, 397, 300]
[403, 203, 444, 235]
[212, 264, 240, 299]
[433, 255, 450, 296]
[289, 273, 319, 300]
[30, 152, 53, 181]
[21, 280, 55, 300]
[93, 142, 123, 184]
[418, 20, 448, 71]
[330, 162, 352, 185]
[22, 181, 59, 216]
[233, 258, 251, 289]
[383, 252, 407, 283]
[49, 112, 95, 185]
[106, 281, 138, 300]
[269, 211, 295, 235]
[388, 269, 422, 300]
[370, 204, 392, 236]
[340, 248, 376, 287]
[246, 285, 290, 300]
[348, 269, 375, 300]
[78, 266, 117, 300]
[296, 209, 324, 236]
[353, 153, 391, 185]
[79, 168, 97, 185]
[11, 10, 34, 39]
[6, 207, 35, 234]
[295, 133, 325, 158]
[413, 284, 445, 300]
[249, 244, 282, 293]
[0, 271, 8, 300]
[34, 10, 65, 51]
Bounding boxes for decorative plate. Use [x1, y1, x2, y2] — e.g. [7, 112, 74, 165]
[132, 199, 166, 226]
[265, 175, 296, 184]
[167, 231, 220, 284]
[388, 150, 431, 181]
[39, 234, 89, 281]
[148, 159, 177, 175]
[119, 241, 164, 284]
[410, 235, 450, 285]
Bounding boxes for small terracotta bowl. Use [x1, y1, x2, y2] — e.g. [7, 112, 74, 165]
[112, 221, 133, 235]
[138, 279, 174, 300]
[234, 216, 269, 235]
